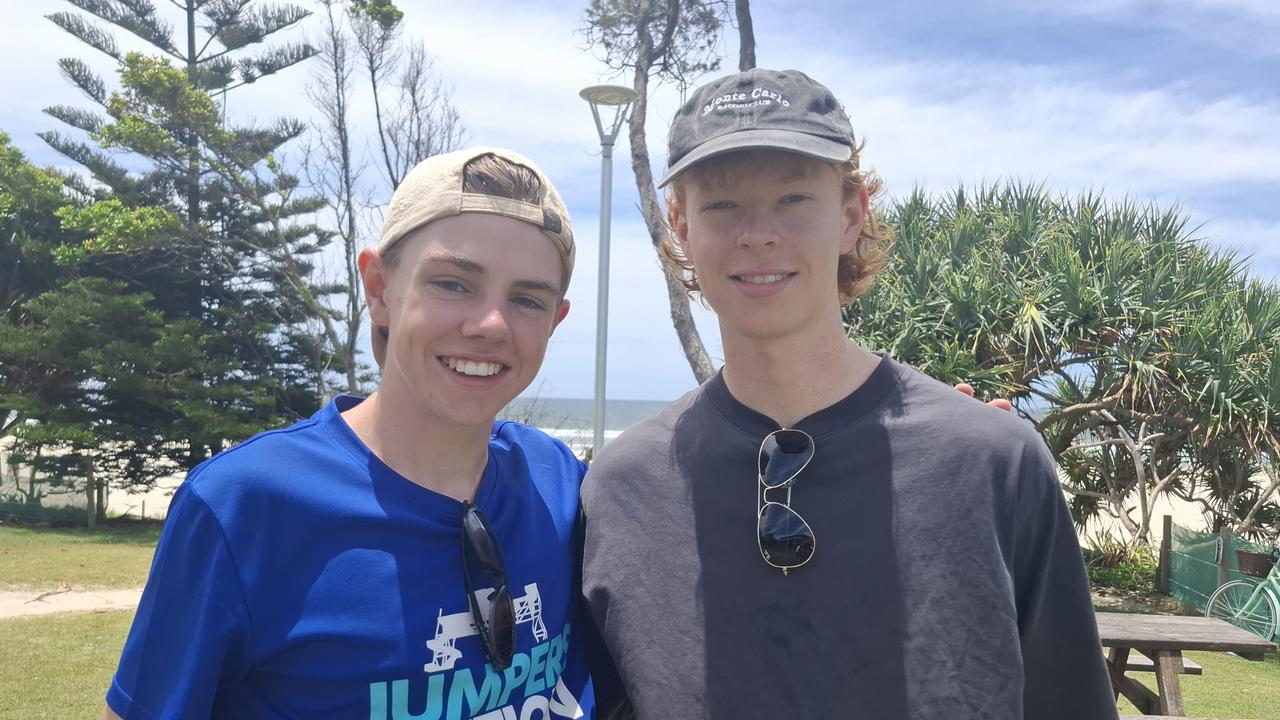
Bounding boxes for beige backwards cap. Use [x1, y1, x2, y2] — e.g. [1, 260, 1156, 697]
[371, 146, 575, 368]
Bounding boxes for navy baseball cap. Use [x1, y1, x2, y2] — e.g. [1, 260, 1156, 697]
[659, 68, 856, 187]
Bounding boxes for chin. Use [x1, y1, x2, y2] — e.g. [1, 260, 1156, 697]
[436, 401, 507, 429]
[717, 308, 798, 340]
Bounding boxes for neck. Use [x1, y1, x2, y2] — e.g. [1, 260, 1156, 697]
[340, 390, 491, 502]
[720, 308, 880, 428]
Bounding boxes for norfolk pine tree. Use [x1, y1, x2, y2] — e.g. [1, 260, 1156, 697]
[42, 0, 330, 466]
[0, 134, 211, 522]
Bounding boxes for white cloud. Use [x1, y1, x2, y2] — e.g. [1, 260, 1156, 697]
[3, 0, 1277, 399]
[782, 52, 1280, 199]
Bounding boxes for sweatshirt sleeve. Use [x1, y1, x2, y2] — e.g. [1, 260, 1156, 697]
[106, 480, 252, 719]
[1014, 442, 1119, 720]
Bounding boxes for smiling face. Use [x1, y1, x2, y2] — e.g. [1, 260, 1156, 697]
[672, 150, 866, 343]
[360, 213, 570, 429]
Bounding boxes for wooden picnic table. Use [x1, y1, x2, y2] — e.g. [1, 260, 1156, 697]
[1097, 611, 1276, 717]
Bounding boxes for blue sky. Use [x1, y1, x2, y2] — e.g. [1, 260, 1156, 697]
[1, 0, 1277, 401]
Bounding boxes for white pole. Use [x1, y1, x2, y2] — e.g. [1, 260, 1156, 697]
[581, 86, 636, 460]
[592, 142, 614, 457]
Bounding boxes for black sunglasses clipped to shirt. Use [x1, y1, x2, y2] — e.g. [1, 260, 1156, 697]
[461, 502, 515, 670]
[757, 428, 817, 575]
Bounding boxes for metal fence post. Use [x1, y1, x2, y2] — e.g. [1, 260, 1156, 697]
[1217, 525, 1232, 588]
[1158, 514, 1173, 593]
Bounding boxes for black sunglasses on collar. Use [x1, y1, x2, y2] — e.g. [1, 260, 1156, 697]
[461, 501, 515, 670]
[757, 428, 816, 575]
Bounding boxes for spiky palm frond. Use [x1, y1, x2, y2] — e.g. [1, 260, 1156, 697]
[854, 181, 1280, 538]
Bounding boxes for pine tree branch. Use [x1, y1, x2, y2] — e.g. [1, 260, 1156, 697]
[46, 12, 121, 61]
[55, 58, 109, 106]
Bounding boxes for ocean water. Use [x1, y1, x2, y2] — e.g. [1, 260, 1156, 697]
[499, 397, 671, 452]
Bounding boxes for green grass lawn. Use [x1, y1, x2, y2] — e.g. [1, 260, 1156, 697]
[1, 526, 1277, 718]
[0, 521, 160, 590]
[0, 610, 133, 720]
[1116, 650, 1280, 718]
[1, 614, 1277, 720]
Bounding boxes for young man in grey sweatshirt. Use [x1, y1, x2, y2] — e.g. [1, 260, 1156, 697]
[581, 68, 1117, 720]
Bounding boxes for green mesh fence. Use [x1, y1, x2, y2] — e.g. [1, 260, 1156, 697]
[1168, 522, 1271, 611]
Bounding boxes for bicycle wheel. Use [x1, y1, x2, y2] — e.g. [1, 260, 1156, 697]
[1205, 579, 1279, 640]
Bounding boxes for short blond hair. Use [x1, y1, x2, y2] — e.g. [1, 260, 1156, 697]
[660, 146, 893, 304]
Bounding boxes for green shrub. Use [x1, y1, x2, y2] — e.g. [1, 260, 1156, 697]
[0, 502, 88, 526]
[1083, 534, 1159, 592]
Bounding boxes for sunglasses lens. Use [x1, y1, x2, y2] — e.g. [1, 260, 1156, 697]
[463, 506, 505, 573]
[488, 585, 515, 670]
[759, 429, 814, 488]
[758, 502, 815, 568]
[461, 503, 515, 669]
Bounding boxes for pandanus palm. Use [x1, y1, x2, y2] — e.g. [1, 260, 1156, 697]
[851, 182, 1280, 544]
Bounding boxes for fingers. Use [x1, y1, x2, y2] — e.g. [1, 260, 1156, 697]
[954, 382, 1013, 412]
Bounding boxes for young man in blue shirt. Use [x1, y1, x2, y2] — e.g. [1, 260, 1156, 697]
[103, 148, 595, 720]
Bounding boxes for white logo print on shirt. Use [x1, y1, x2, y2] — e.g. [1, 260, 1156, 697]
[424, 583, 547, 672]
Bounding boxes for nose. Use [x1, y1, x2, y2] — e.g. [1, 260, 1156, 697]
[735, 208, 777, 249]
[461, 300, 511, 342]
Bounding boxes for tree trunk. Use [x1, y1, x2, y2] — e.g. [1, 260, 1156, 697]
[24, 451, 43, 505]
[325, 1, 362, 393]
[1238, 447, 1280, 534]
[625, 3, 716, 384]
[735, 0, 756, 70]
[183, 0, 209, 469]
[338, 87, 362, 394]
[364, 45, 400, 190]
[84, 459, 96, 529]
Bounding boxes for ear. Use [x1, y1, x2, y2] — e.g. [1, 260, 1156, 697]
[840, 186, 869, 255]
[550, 299, 571, 333]
[358, 247, 393, 327]
[672, 205, 694, 259]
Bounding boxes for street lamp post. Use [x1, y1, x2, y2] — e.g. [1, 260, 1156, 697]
[580, 84, 639, 459]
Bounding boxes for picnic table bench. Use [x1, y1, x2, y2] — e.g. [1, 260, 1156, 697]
[1097, 612, 1276, 717]
[1121, 716, 1251, 719]
[1121, 654, 1202, 675]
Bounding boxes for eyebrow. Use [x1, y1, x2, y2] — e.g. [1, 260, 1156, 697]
[422, 252, 485, 275]
[420, 252, 559, 294]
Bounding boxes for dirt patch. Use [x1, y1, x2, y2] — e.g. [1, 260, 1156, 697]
[0, 585, 1190, 621]
[0, 587, 141, 619]
[1092, 587, 1196, 615]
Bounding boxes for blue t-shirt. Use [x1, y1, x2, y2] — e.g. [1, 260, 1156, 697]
[108, 396, 595, 720]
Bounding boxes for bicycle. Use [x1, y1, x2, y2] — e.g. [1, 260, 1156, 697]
[1204, 544, 1280, 641]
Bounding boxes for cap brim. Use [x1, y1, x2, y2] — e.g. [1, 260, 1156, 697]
[658, 129, 853, 187]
